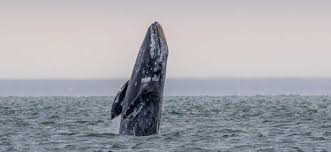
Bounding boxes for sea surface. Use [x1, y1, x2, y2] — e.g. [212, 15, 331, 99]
[1, 96, 331, 151]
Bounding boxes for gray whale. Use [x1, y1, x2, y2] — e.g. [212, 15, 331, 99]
[111, 22, 169, 136]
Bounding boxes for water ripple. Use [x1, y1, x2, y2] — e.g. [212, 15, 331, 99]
[0, 96, 330, 151]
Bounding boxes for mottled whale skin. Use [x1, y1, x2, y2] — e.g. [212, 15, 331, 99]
[111, 22, 168, 136]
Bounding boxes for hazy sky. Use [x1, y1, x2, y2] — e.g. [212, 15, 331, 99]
[1, 0, 331, 79]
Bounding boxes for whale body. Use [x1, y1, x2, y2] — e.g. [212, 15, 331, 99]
[111, 22, 169, 136]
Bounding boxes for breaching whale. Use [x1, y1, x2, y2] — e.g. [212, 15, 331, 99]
[111, 22, 169, 136]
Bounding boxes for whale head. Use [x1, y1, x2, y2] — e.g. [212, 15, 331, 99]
[132, 22, 169, 89]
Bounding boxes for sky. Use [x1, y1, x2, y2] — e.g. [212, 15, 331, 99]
[1, 0, 331, 79]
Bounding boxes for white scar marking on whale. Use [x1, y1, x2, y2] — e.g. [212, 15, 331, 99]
[152, 75, 160, 81]
[141, 77, 151, 83]
[150, 29, 157, 59]
[131, 102, 145, 119]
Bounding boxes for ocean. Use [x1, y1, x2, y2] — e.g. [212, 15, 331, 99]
[0, 79, 331, 151]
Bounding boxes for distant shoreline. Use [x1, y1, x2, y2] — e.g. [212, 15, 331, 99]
[0, 78, 331, 96]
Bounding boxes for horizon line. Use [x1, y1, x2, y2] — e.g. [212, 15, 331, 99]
[1, 77, 331, 81]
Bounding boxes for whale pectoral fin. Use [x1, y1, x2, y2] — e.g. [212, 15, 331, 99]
[111, 80, 129, 119]
[123, 85, 158, 119]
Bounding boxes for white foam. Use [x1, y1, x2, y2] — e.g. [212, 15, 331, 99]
[110, 116, 121, 134]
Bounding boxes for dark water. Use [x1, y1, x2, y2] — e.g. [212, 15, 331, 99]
[1, 96, 331, 151]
